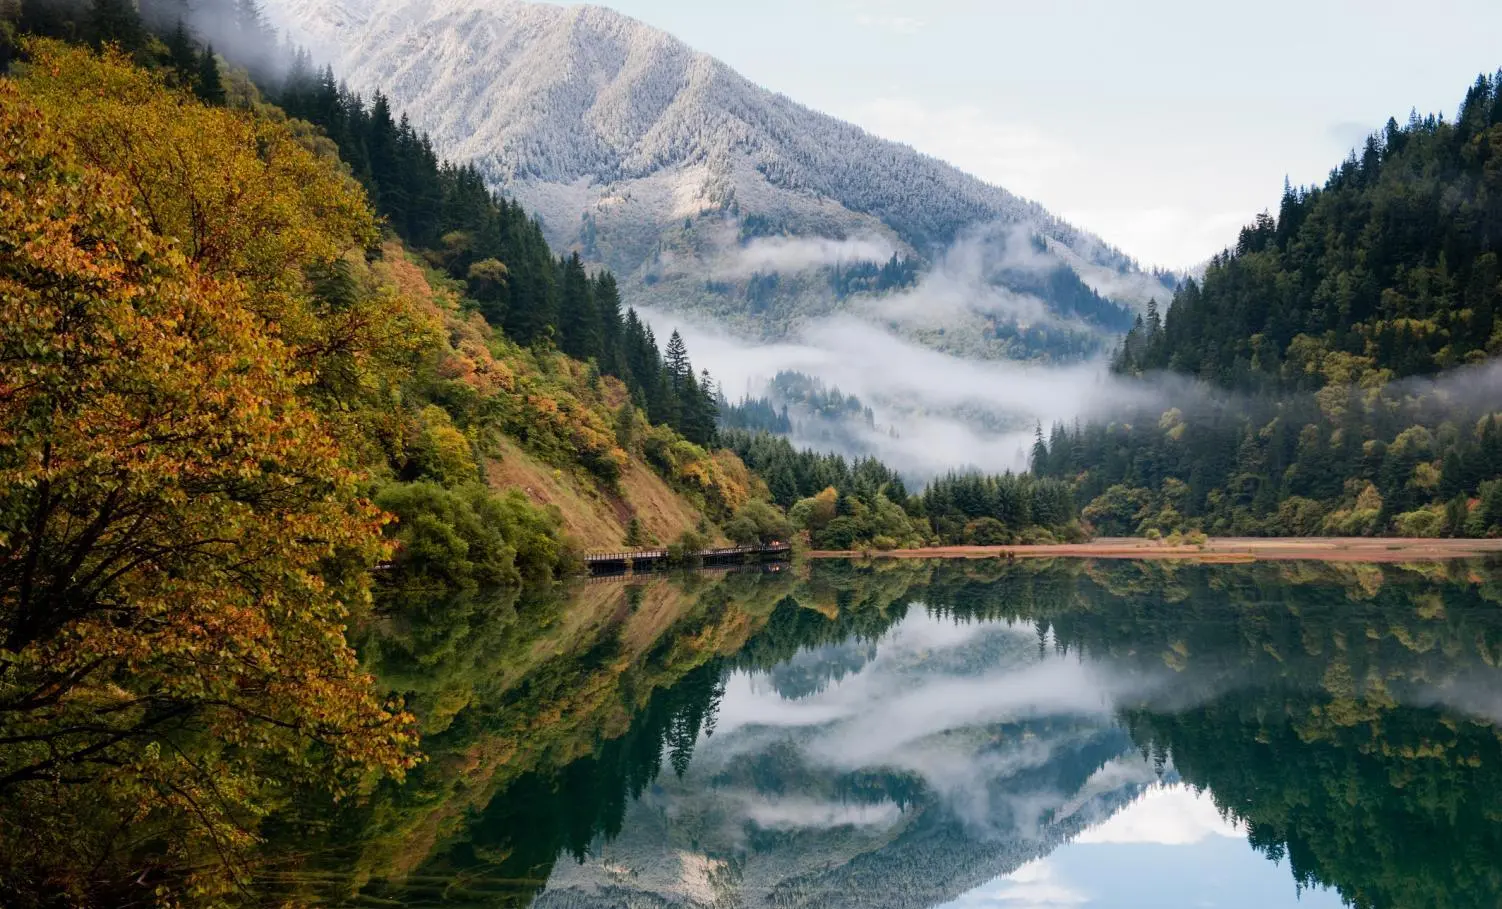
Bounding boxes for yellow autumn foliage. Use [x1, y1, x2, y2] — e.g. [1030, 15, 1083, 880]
[0, 67, 418, 900]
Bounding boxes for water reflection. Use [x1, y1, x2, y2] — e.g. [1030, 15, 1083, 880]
[259, 559, 1502, 908]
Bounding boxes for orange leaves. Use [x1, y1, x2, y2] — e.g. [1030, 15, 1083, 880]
[19, 40, 375, 288]
[0, 45, 417, 898]
[10, 40, 436, 453]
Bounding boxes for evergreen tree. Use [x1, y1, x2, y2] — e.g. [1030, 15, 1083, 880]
[195, 44, 225, 105]
[88, 0, 144, 52]
[664, 330, 690, 388]
[623, 517, 647, 548]
[557, 252, 601, 361]
[164, 19, 196, 86]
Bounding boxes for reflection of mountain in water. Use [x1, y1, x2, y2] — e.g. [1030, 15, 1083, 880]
[534, 615, 1160, 908]
[255, 561, 1502, 909]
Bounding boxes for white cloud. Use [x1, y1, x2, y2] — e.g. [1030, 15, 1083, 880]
[1074, 784, 1245, 846]
[855, 13, 927, 34]
[1059, 206, 1250, 275]
[946, 859, 1091, 908]
[719, 233, 898, 278]
[739, 794, 905, 831]
[848, 98, 1081, 203]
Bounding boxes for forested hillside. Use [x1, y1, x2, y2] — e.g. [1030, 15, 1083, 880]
[1039, 74, 1502, 538]
[1114, 83, 1502, 389]
[0, 24, 782, 904]
[0, 12, 1099, 901]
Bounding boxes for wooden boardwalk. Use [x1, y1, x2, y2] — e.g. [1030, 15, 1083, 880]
[583, 543, 792, 576]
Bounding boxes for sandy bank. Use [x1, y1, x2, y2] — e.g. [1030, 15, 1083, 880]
[807, 537, 1502, 564]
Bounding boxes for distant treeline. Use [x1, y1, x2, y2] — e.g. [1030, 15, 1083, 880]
[723, 430, 1080, 548]
[1046, 73, 1502, 538]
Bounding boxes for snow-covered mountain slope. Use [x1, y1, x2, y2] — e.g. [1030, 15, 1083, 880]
[263, 0, 1173, 355]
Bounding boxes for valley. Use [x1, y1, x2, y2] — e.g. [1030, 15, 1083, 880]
[3, 2, 1502, 907]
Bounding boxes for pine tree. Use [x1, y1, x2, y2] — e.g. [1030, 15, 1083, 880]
[195, 45, 225, 105]
[594, 272, 623, 375]
[664, 330, 690, 387]
[557, 253, 601, 361]
[89, 0, 145, 52]
[623, 517, 647, 548]
[1030, 423, 1049, 476]
[165, 20, 197, 87]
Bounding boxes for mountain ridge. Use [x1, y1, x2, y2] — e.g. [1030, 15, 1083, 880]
[263, 0, 1171, 356]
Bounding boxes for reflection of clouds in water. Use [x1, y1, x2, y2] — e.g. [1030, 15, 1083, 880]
[1049, 757, 1160, 829]
[946, 858, 1091, 908]
[715, 675, 851, 732]
[701, 613, 1186, 837]
[717, 613, 1163, 759]
[803, 659, 1120, 766]
[1074, 784, 1244, 845]
[942, 785, 1260, 908]
[737, 794, 905, 832]
[1404, 675, 1502, 727]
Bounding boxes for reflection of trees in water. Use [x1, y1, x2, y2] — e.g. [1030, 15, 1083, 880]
[261, 559, 1502, 907]
[424, 660, 729, 897]
[256, 570, 789, 905]
[1123, 702, 1502, 909]
[927, 558, 1502, 909]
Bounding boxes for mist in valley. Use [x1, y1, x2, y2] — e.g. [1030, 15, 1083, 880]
[637, 220, 1183, 482]
[645, 213, 1502, 488]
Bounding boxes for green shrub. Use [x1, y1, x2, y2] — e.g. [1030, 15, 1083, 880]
[725, 499, 794, 546]
[1393, 504, 1446, 538]
[812, 516, 863, 551]
[963, 517, 1012, 546]
[375, 481, 566, 589]
[666, 528, 710, 565]
[1018, 527, 1058, 545]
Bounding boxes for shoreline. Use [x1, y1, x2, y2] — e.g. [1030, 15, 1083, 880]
[806, 537, 1502, 564]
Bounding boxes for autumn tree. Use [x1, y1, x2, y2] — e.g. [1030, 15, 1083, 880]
[0, 45, 420, 903]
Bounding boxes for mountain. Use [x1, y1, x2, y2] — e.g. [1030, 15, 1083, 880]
[261, 0, 1173, 359]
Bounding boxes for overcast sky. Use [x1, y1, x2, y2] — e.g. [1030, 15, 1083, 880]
[540, 0, 1502, 269]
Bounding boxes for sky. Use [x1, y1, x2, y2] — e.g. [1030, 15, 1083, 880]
[539, 0, 1502, 270]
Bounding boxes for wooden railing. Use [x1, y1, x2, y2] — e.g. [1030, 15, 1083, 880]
[583, 549, 669, 563]
[582, 542, 792, 575]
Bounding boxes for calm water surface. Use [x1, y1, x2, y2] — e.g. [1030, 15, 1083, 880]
[261, 559, 1502, 908]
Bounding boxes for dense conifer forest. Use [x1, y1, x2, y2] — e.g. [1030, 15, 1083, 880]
[1036, 76, 1502, 538]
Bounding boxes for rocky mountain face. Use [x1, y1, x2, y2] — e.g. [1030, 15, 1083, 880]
[263, 0, 1173, 357]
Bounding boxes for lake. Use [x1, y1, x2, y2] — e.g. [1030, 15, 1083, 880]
[258, 558, 1502, 908]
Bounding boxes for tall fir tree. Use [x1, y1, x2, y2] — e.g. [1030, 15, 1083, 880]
[165, 18, 196, 87]
[88, 0, 144, 52]
[195, 44, 225, 105]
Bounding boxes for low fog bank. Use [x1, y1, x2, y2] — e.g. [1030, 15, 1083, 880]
[642, 290, 1502, 485]
[639, 306, 1158, 480]
[868, 225, 1081, 333]
[718, 233, 899, 280]
[633, 218, 1181, 481]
